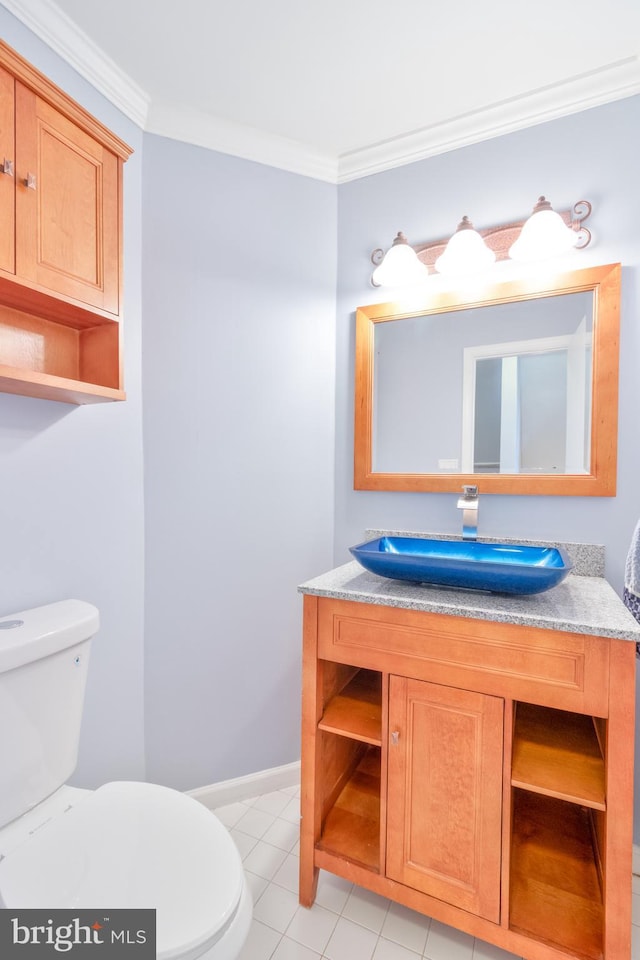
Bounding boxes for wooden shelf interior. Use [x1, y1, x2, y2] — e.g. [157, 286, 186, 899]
[318, 669, 382, 745]
[317, 743, 380, 871]
[510, 789, 603, 960]
[0, 301, 121, 402]
[511, 703, 605, 810]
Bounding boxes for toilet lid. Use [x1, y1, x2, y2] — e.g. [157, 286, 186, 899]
[0, 781, 244, 960]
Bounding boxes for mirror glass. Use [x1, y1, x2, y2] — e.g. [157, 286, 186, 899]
[373, 292, 592, 475]
[355, 264, 620, 495]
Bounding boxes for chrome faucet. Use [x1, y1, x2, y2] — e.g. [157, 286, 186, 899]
[457, 485, 479, 540]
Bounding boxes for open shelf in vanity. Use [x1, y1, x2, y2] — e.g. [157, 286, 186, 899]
[317, 668, 382, 745]
[510, 790, 603, 959]
[509, 703, 606, 959]
[316, 741, 381, 870]
[315, 666, 382, 871]
[511, 702, 605, 808]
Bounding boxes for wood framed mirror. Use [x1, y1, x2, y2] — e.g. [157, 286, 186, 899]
[354, 262, 620, 495]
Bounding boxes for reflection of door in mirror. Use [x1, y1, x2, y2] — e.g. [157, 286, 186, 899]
[462, 315, 592, 475]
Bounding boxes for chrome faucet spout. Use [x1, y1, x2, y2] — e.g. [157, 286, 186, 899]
[457, 485, 479, 541]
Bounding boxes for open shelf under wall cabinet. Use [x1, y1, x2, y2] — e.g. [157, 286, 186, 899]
[0, 301, 123, 403]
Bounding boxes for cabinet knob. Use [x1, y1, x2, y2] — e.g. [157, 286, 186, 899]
[25, 172, 36, 190]
[1, 158, 13, 177]
[391, 731, 400, 745]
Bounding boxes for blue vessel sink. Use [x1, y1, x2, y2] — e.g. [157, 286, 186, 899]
[349, 537, 573, 596]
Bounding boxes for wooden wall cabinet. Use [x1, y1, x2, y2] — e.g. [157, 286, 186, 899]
[0, 41, 132, 404]
[300, 595, 636, 960]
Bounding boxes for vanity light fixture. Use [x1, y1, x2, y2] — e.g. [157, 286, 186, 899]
[508, 196, 583, 262]
[370, 198, 592, 287]
[434, 216, 496, 276]
[371, 231, 429, 287]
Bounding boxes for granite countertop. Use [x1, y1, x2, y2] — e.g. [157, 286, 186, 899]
[299, 560, 640, 643]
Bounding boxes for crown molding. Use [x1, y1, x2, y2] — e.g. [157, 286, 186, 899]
[146, 102, 338, 183]
[2, 0, 336, 180]
[3, 0, 640, 185]
[337, 56, 640, 183]
[1, 0, 149, 128]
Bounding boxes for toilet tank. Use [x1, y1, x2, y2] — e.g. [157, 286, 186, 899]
[0, 600, 99, 828]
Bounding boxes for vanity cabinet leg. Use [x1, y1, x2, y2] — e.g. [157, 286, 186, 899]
[300, 595, 321, 906]
[299, 841, 319, 907]
[602, 640, 635, 959]
[299, 759, 321, 906]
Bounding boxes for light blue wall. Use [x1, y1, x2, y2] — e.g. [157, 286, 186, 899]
[335, 97, 640, 585]
[335, 96, 640, 837]
[2, 5, 640, 837]
[0, 7, 337, 797]
[0, 8, 146, 785]
[141, 135, 337, 789]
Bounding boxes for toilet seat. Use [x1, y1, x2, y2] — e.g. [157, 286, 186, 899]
[0, 781, 246, 960]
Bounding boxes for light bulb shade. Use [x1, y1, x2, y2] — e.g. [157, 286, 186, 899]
[434, 217, 495, 276]
[509, 197, 578, 262]
[371, 233, 428, 287]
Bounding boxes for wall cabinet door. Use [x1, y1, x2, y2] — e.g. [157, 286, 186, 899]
[0, 65, 15, 275]
[386, 676, 503, 922]
[14, 83, 120, 315]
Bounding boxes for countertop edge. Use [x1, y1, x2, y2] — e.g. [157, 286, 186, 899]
[298, 562, 640, 642]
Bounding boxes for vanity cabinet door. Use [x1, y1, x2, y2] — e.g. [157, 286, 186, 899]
[14, 82, 120, 315]
[386, 676, 503, 923]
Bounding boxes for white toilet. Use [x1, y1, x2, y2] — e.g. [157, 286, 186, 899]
[0, 600, 252, 960]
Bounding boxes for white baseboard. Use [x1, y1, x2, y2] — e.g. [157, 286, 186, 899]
[187, 760, 301, 810]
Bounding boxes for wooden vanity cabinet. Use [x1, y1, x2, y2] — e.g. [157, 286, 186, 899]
[300, 595, 635, 960]
[0, 40, 131, 404]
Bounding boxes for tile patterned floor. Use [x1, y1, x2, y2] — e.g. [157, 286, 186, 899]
[211, 785, 640, 960]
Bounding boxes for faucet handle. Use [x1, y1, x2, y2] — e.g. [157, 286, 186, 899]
[462, 485, 478, 498]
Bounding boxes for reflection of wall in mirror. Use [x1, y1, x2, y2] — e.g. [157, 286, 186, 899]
[474, 357, 502, 472]
[372, 291, 593, 476]
[373, 313, 456, 473]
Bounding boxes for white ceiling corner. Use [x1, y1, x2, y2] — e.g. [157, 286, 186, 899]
[145, 102, 339, 184]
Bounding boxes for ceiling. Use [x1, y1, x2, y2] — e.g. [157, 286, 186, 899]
[4, 0, 640, 182]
